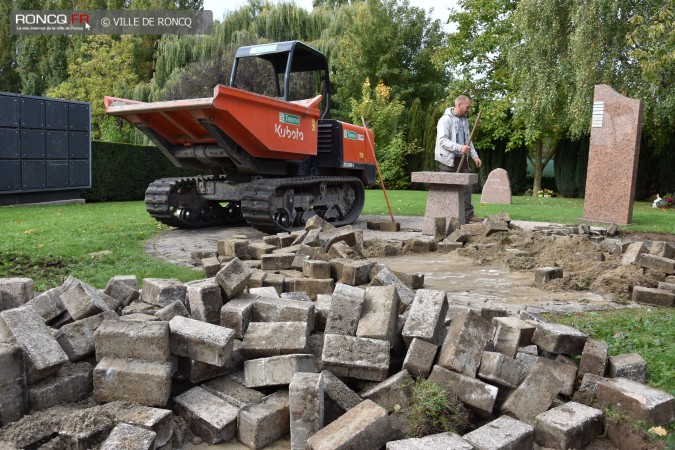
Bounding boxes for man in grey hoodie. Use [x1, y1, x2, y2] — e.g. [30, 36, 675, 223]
[435, 95, 482, 222]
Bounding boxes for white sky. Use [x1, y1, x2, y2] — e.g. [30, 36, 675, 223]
[203, 0, 458, 32]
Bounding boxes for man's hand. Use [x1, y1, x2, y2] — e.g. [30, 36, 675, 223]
[461, 145, 471, 154]
[473, 156, 482, 168]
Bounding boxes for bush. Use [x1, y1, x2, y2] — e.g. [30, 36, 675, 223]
[83, 141, 193, 202]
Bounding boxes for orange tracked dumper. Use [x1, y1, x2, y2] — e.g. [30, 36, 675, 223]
[105, 41, 377, 232]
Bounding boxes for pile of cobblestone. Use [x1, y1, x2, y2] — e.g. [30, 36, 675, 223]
[0, 215, 673, 449]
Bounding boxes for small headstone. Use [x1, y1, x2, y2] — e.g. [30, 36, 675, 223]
[480, 168, 512, 204]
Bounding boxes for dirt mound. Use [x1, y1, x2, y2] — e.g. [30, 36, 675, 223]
[444, 228, 664, 300]
[590, 264, 656, 300]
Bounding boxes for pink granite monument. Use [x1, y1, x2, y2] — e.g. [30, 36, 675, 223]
[582, 85, 643, 224]
[480, 168, 512, 204]
[411, 171, 479, 235]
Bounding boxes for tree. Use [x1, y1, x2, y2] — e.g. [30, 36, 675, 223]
[0, 0, 21, 93]
[507, 0, 576, 194]
[332, 0, 448, 118]
[422, 103, 443, 170]
[406, 98, 426, 171]
[350, 79, 420, 188]
[47, 36, 141, 141]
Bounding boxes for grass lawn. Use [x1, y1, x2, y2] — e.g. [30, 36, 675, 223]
[546, 309, 675, 396]
[365, 190, 675, 234]
[0, 201, 201, 291]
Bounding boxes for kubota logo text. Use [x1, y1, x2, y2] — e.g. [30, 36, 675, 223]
[275, 124, 304, 141]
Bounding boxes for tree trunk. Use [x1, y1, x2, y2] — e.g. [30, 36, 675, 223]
[533, 138, 543, 194]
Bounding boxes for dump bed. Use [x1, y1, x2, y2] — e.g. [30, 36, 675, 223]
[104, 85, 323, 161]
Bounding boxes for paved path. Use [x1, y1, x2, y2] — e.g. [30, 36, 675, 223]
[144, 215, 430, 268]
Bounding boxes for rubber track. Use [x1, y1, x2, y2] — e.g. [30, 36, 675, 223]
[240, 176, 365, 233]
[144, 176, 242, 229]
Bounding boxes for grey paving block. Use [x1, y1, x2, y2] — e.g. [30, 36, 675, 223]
[216, 257, 252, 300]
[502, 362, 562, 424]
[290, 372, 324, 450]
[428, 365, 498, 416]
[61, 280, 112, 320]
[360, 370, 412, 413]
[261, 253, 295, 270]
[597, 377, 674, 426]
[27, 286, 65, 322]
[463, 415, 533, 449]
[386, 432, 473, 450]
[141, 278, 187, 307]
[339, 260, 375, 286]
[0, 278, 33, 311]
[244, 354, 316, 388]
[402, 338, 437, 378]
[608, 352, 647, 383]
[218, 238, 248, 259]
[631, 286, 675, 307]
[291, 278, 334, 300]
[325, 293, 364, 336]
[0, 306, 68, 383]
[307, 399, 391, 450]
[100, 423, 156, 450]
[94, 319, 170, 362]
[154, 299, 189, 321]
[103, 403, 173, 447]
[356, 285, 399, 343]
[492, 317, 536, 358]
[321, 369, 363, 412]
[93, 357, 172, 407]
[534, 401, 603, 449]
[370, 267, 415, 313]
[578, 339, 608, 378]
[252, 297, 315, 328]
[401, 289, 447, 346]
[186, 278, 222, 324]
[220, 295, 257, 338]
[174, 386, 239, 444]
[321, 334, 390, 381]
[478, 351, 527, 389]
[238, 390, 290, 450]
[202, 375, 265, 408]
[104, 276, 140, 307]
[240, 321, 308, 359]
[621, 242, 647, 265]
[437, 310, 494, 377]
[28, 362, 93, 411]
[55, 310, 118, 361]
[169, 315, 234, 366]
[531, 321, 587, 355]
[0, 343, 28, 425]
[639, 253, 675, 273]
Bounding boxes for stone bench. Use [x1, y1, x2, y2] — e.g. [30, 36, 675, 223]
[411, 171, 479, 235]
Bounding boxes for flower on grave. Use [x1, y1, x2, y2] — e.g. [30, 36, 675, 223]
[652, 193, 674, 208]
[537, 189, 555, 198]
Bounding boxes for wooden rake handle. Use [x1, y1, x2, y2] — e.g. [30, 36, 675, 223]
[456, 110, 482, 173]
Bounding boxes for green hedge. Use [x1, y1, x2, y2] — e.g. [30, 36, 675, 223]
[83, 141, 194, 202]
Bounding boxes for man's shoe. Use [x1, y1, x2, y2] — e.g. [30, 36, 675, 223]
[467, 216, 484, 223]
